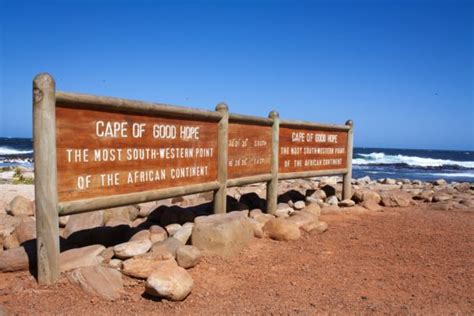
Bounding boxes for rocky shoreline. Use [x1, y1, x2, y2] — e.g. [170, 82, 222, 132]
[0, 173, 473, 304]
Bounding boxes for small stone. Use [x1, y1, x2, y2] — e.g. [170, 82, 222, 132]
[6, 196, 34, 217]
[150, 225, 168, 243]
[274, 207, 293, 218]
[362, 200, 383, 212]
[383, 178, 397, 185]
[314, 221, 328, 233]
[60, 245, 106, 272]
[68, 265, 124, 301]
[263, 218, 301, 241]
[173, 225, 193, 244]
[338, 199, 355, 207]
[151, 237, 183, 258]
[123, 257, 176, 279]
[413, 190, 435, 202]
[129, 229, 150, 242]
[286, 211, 319, 232]
[325, 195, 339, 206]
[3, 234, 20, 249]
[432, 193, 452, 203]
[0, 214, 22, 239]
[145, 263, 194, 301]
[113, 239, 152, 259]
[352, 190, 381, 204]
[13, 220, 36, 244]
[165, 223, 182, 236]
[293, 201, 306, 210]
[176, 245, 201, 269]
[433, 179, 447, 186]
[109, 259, 123, 269]
[100, 246, 115, 263]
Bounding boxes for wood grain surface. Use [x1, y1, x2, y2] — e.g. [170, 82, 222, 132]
[228, 122, 272, 179]
[279, 127, 348, 173]
[56, 105, 218, 202]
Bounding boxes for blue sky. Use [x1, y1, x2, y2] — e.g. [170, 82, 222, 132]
[0, 0, 472, 150]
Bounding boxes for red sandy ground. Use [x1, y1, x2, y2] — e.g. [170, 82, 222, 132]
[1, 204, 473, 315]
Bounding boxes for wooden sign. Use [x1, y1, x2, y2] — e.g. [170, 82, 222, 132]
[56, 105, 218, 202]
[228, 122, 272, 179]
[279, 127, 348, 173]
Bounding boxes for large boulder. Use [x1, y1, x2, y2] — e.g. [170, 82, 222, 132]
[68, 265, 124, 301]
[103, 205, 139, 223]
[145, 263, 194, 301]
[13, 221, 36, 244]
[151, 237, 183, 258]
[286, 211, 319, 232]
[63, 211, 104, 239]
[6, 196, 34, 217]
[263, 218, 301, 241]
[0, 246, 32, 272]
[60, 244, 105, 272]
[173, 224, 193, 245]
[362, 200, 383, 212]
[149, 225, 168, 243]
[352, 190, 381, 204]
[0, 214, 22, 238]
[191, 211, 253, 257]
[380, 191, 412, 207]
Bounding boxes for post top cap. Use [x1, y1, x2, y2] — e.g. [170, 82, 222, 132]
[268, 110, 279, 119]
[215, 102, 228, 112]
[345, 119, 354, 126]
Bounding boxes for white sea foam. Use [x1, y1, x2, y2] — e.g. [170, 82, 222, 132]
[431, 173, 474, 178]
[0, 147, 33, 155]
[354, 152, 474, 168]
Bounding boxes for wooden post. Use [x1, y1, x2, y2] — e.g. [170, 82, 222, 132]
[266, 110, 279, 214]
[342, 119, 354, 200]
[33, 73, 60, 284]
[213, 103, 229, 214]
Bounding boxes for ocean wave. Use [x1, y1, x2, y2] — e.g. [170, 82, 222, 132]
[431, 173, 474, 178]
[0, 147, 33, 155]
[354, 152, 474, 169]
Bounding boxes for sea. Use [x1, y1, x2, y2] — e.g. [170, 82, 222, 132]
[0, 137, 473, 183]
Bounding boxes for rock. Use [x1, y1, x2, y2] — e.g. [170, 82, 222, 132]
[13, 221, 36, 244]
[314, 221, 328, 233]
[129, 229, 150, 242]
[151, 237, 183, 258]
[286, 211, 319, 232]
[60, 245, 106, 272]
[150, 225, 168, 243]
[274, 207, 292, 218]
[309, 189, 326, 200]
[321, 204, 341, 214]
[383, 178, 397, 185]
[0, 214, 22, 238]
[165, 224, 182, 236]
[123, 257, 176, 279]
[132, 217, 147, 227]
[433, 179, 447, 186]
[191, 212, 254, 257]
[356, 176, 371, 184]
[459, 199, 474, 208]
[63, 211, 104, 239]
[173, 225, 193, 244]
[138, 202, 157, 218]
[432, 201, 453, 211]
[320, 185, 336, 198]
[454, 182, 471, 192]
[6, 196, 34, 217]
[293, 201, 306, 210]
[109, 259, 123, 269]
[248, 218, 264, 238]
[249, 209, 263, 218]
[301, 203, 321, 217]
[103, 205, 139, 223]
[338, 199, 355, 207]
[105, 218, 130, 227]
[176, 245, 201, 269]
[3, 234, 20, 249]
[325, 195, 339, 206]
[97, 244, 112, 260]
[59, 215, 70, 227]
[0, 246, 31, 272]
[113, 239, 152, 259]
[432, 192, 452, 203]
[352, 190, 381, 204]
[413, 190, 435, 202]
[145, 263, 194, 301]
[263, 218, 301, 241]
[380, 191, 412, 207]
[362, 200, 383, 212]
[252, 213, 274, 226]
[68, 266, 124, 301]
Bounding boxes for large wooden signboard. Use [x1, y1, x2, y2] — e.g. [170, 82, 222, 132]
[279, 127, 348, 174]
[56, 105, 218, 202]
[228, 122, 272, 179]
